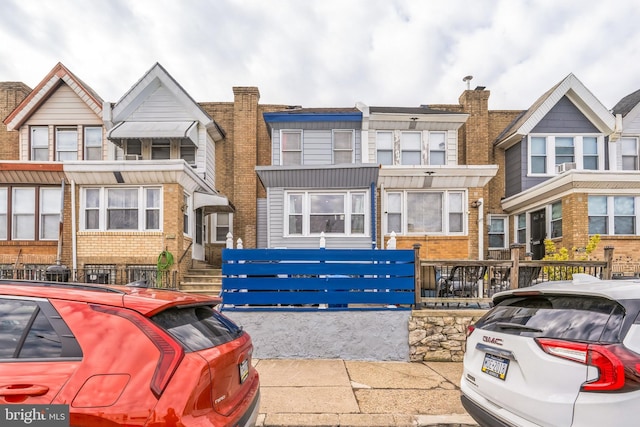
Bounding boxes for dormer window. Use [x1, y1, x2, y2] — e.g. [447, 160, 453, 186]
[180, 140, 196, 166]
[56, 127, 78, 161]
[529, 135, 603, 175]
[84, 127, 103, 160]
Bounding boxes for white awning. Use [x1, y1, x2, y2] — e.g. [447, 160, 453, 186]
[108, 121, 198, 146]
[193, 191, 235, 214]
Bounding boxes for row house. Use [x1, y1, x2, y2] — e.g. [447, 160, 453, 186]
[2, 64, 640, 283]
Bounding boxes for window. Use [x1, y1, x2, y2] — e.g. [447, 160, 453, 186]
[56, 127, 78, 161]
[108, 189, 138, 230]
[516, 214, 527, 244]
[213, 213, 232, 242]
[310, 194, 345, 233]
[582, 137, 598, 170]
[621, 137, 638, 170]
[151, 139, 171, 160]
[82, 187, 161, 231]
[0, 189, 6, 240]
[13, 188, 35, 240]
[550, 201, 562, 238]
[589, 195, 636, 235]
[401, 132, 421, 165]
[40, 188, 61, 240]
[281, 131, 302, 165]
[286, 191, 367, 236]
[288, 194, 303, 235]
[386, 193, 402, 234]
[126, 139, 142, 157]
[429, 132, 446, 165]
[531, 135, 603, 174]
[145, 188, 161, 230]
[180, 140, 196, 166]
[385, 190, 465, 235]
[183, 193, 190, 234]
[31, 126, 49, 161]
[489, 216, 507, 248]
[555, 137, 574, 165]
[85, 188, 100, 230]
[84, 127, 102, 160]
[449, 193, 464, 233]
[530, 137, 547, 174]
[376, 131, 394, 165]
[351, 193, 365, 234]
[333, 130, 354, 164]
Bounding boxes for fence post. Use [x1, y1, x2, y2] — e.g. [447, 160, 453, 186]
[413, 243, 422, 307]
[236, 238, 243, 249]
[387, 231, 396, 249]
[603, 246, 614, 280]
[319, 231, 326, 248]
[226, 232, 233, 249]
[510, 244, 524, 289]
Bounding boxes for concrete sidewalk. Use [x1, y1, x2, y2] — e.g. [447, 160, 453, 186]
[254, 359, 478, 427]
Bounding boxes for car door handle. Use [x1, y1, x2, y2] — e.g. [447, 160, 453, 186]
[0, 384, 49, 397]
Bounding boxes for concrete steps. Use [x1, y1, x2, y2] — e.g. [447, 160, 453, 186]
[179, 263, 222, 296]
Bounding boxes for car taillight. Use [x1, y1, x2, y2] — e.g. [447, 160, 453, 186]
[466, 325, 475, 338]
[536, 338, 640, 393]
[90, 304, 184, 398]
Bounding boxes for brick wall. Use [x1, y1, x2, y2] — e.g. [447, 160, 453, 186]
[0, 82, 31, 160]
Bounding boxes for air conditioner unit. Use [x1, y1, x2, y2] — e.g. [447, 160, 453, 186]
[555, 162, 576, 173]
[125, 154, 141, 161]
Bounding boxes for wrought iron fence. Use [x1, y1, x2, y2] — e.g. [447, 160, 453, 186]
[0, 265, 177, 289]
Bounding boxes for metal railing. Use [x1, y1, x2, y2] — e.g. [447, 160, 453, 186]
[0, 266, 178, 289]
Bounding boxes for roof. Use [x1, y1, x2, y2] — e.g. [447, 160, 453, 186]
[256, 164, 379, 188]
[3, 62, 104, 130]
[263, 107, 362, 123]
[494, 73, 616, 148]
[611, 88, 640, 117]
[369, 106, 462, 115]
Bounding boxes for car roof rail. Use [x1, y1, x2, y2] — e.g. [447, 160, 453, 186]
[0, 279, 126, 294]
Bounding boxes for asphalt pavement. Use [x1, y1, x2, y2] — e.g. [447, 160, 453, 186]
[254, 358, 478, 427]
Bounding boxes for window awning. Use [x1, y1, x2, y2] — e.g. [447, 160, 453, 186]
[108, 121, 198, 146]
[193, 191, 235, 214]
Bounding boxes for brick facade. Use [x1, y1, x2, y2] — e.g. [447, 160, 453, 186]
[0, 82, 30, 160]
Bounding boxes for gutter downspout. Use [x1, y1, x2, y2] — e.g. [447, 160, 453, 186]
[477, 198, 484, 261]
[56, 180, 65, 265]
[71, 180, 77, 274]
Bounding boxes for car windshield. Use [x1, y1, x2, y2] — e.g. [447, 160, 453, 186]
[152, 305, 243, 352]
[476, 295, 624, 342]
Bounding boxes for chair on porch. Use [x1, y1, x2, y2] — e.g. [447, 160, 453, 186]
[437, 265, 487, 298]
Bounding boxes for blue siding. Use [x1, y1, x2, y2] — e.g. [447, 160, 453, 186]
[505, 142, 523, 198]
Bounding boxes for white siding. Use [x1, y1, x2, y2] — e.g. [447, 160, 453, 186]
[27, 85, 102, 125]
[129, 85, 194, 121]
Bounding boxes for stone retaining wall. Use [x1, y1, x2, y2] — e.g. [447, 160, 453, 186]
[409, 309, 487, 362]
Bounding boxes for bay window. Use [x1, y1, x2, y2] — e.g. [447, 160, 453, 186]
[385, 190, 465, 235]
[82, 187, 162, 231]
[530, 135, 604, 174]
[286, 191, 367, 236]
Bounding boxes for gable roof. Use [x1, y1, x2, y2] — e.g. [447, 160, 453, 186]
[612, 88, 640, 117]
[107, 62, 224, 141]
[3, 62, 103, 130]
[494, 73, 616, 148]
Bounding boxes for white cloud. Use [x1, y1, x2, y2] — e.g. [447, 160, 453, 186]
[1, 0, 638, 110]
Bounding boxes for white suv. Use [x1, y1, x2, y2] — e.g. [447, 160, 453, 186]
[461, 274, 640, 426]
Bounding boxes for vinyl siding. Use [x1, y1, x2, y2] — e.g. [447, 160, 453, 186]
[531, 96, 599, 133]
[128, 85, 194, 121]
[26, 85, 102, 125]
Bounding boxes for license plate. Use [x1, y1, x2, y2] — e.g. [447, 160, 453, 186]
[481, 353, 509, 380]
[239, 359, 249, 384]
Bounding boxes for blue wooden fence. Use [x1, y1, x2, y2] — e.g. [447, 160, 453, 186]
[221, 248, 415, 311]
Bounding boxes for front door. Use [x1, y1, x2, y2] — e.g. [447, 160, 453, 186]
[530, 209, 546, 260]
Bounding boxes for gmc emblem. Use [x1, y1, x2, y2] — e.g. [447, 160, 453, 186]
[483, 336, 503, 346]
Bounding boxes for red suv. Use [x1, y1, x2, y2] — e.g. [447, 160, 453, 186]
[0, 279, 260, 426]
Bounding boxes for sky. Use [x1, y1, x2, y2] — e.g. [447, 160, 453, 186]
[1, 0, 639, 111]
